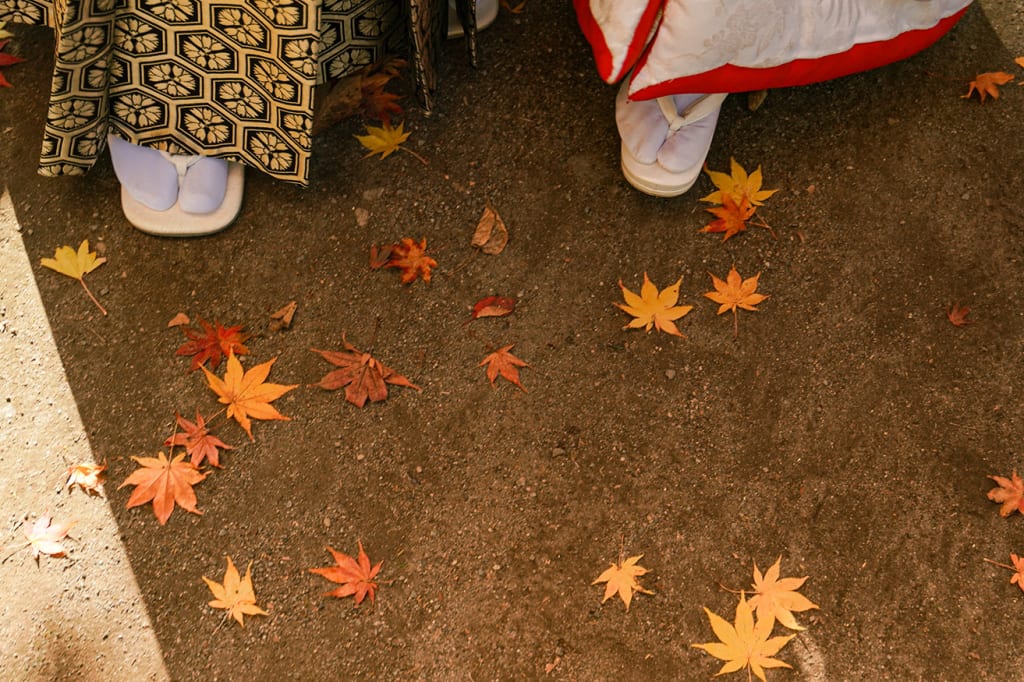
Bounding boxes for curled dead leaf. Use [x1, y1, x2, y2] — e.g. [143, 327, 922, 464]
[472, 202, 509, 255]
[471, 296, 516, 320]
[270, 300, 297, 332]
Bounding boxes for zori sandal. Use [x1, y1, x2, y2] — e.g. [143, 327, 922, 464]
[617, 82, 728, 198]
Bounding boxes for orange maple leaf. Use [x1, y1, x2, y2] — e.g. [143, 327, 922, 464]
[947, 302, 972, 327]
[962, 71, 1014, 102]
[480, 345, 530, 392]
[309, 541, 383, 605]
[747, 557, 819, 631]
[176, 318, 250, 372]
[118, 451, 207, 525]
[21, 513, 76, 559]
[65, 461, 106, 494]
[701, 193, 758, 241]
[701, 157, 778, 208]
[311, 337, 420, 407]
[203, 556, 269, 627]
[164, 410, 234, 467]
[202, 351, 297, 441]
[592, 554, 653, 610]
[386, 237, 437, 284]
[988, 471, 1024, 517]
[704, 266, 769, 338]
[616, 273, 692, 337]
[693, 592, 794, 682]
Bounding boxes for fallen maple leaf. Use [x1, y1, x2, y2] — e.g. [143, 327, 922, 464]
[39, 240, 107, 315]
[985, 553, 1024, 594]
[311, 337, 420, 408]
[164, 410, 234, 467]
[0, 38, 25, 88]
[592, 554, 653, 610]
[693, 593, 794, 682]
[387, 237, 437, 284]
[988, 471, 1024, 517]
[309, 541, 383, 605]
[269, 300, 297, 332]
[616, 273, 692, 337]
[471, 295, 515, 320]
[202, 351, 297, 441]
[701, 193, 758, 241]
[359, 57, 406, 123]
[65, 461, 106, 494]
[203, 556, 268, 627]
[701, 157, 778, 207]
[369, 243, 393, 269]
[355, 121, 426, 163]
[962, 71, 1014, 102]
[500, 0, 527, 13]
[119, 451, 207, 525]
[747, 558, 819, 631]
[472, 202, 509, 255]
[176, 318, 250, 372]
[947, 302, 972, 327]
[705, 266, 769, 338]
[1017, 57, 1024, 70]
[480, 345, 530, 392]
[22, 513, 76, 559]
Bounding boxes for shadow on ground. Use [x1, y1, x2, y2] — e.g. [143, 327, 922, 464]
[2, 2, 1023, 679]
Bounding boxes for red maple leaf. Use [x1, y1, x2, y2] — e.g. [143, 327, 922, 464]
[947, 302, 972, 327]
[311, 336, 420, 407]
[480, 345, 530, 392]
[164, 410, 234, 467]
[386, 237, 437, 284]
[0, 40, 26, 88]
[309, 541, 383, 605]
[701, 193, 757, 241]
[176, 318, 250, 372]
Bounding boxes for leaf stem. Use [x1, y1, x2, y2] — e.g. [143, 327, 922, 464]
[983, 557, 1016, 571]
[79, 277, 107, 316]
[400, 146, 429, 166]
[733, 309, 739, 338]
[718, 582, 743, 595]
[749, 215, 777, 239]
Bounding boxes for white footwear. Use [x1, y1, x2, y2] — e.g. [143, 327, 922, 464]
[108, 134, 244, 237]
[447, 0, 499, 39]
[617, 82, 727, 198]
[120, 161, 244, 237]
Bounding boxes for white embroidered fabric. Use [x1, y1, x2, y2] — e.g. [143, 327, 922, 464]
[628, 0, 972, 94]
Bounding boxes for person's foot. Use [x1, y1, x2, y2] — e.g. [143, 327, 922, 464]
[177, 156, 229, 214]
[616, 83, 727, 197]
[107, 134, 179, 211]
[107, 135, 243, 236]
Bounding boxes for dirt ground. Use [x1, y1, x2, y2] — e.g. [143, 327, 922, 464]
[3, 2, 1024, 680]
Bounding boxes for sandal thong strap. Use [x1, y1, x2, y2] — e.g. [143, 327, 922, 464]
[657, 93, 728, 133]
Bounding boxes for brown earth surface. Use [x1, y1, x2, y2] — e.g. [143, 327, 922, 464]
[2, 2, 1024, 679]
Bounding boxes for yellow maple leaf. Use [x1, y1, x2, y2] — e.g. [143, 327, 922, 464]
[693, 593, 794, 682]
[747, 557, 819, 631]
[40, 240, 108, 315]
[962, 71, 1014, 102]
[203, 556, 268, 627]
[616, 273, 693, 337]
[701, 158, 778, 207]
[592, 554, 653, 610]
[201, 350, 297, 441]
[355, 121, 411, 159]
[705, 265, 769, 338]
